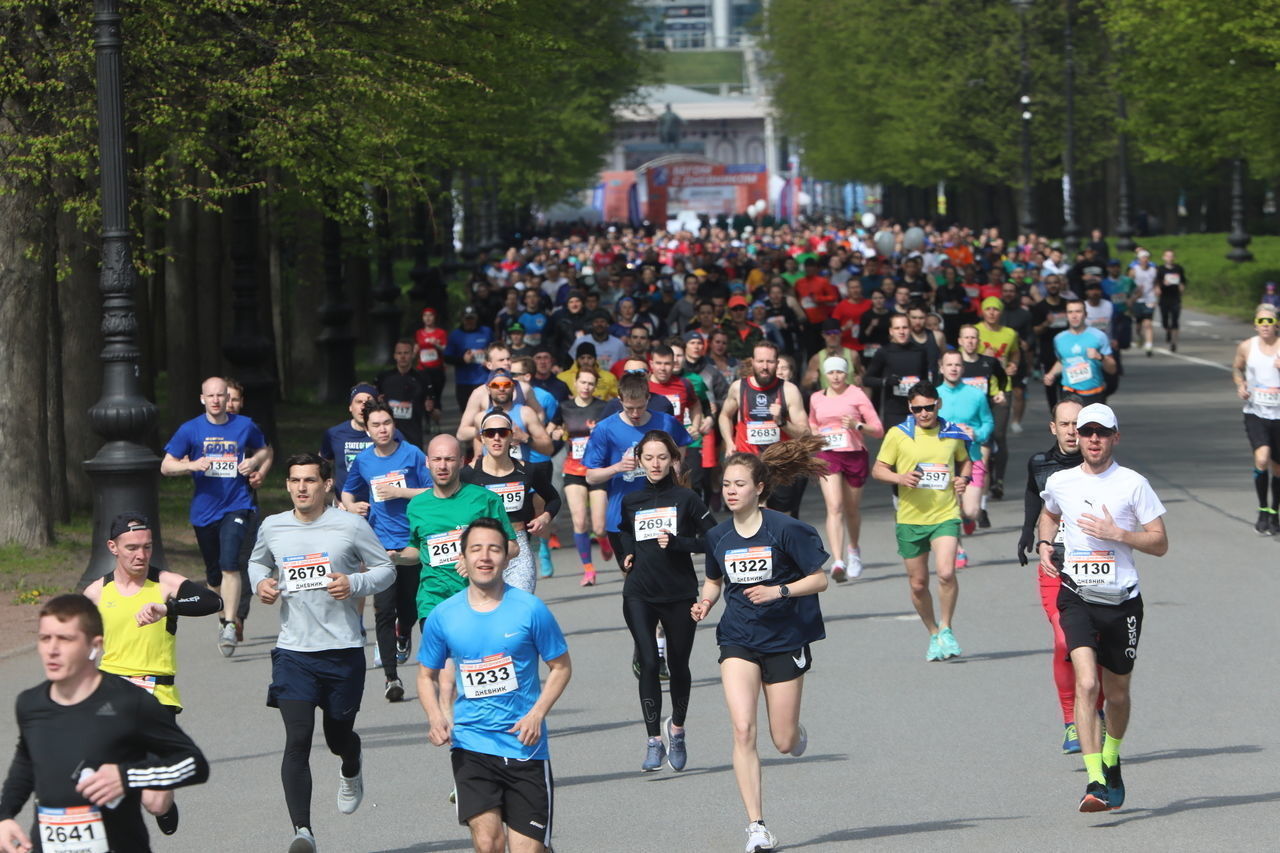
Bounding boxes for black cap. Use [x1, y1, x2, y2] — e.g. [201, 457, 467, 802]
[108, 512, 151, 540]
[576, 342, 597, 358]
[821, 318, 842, 332]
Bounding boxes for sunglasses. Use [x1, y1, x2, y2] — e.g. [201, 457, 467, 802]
[909, 404, 937, 414]
[487, 381, 513, 390]
[1077, 425, 1115, 438]
[481, 428, 512, 438]
[1255, 317, 1276, 326]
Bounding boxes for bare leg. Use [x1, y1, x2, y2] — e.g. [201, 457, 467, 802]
[761, 676, 805, 755]
[818, 473, 846, 560]
[904, 554, 937, 634]
[720, 658, 765, 823]
[931, 536, 959, 629]
[843, 482, 863, 549]
[221, 570, 241, 624]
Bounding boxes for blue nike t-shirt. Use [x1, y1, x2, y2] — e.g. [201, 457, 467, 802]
[420, 586, 568, 760]
[164, 413, 267, 527]
[342, 441, 432, 549]
[581, 411, 691, 532]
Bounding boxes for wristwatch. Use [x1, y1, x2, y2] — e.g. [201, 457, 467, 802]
[779, 584, 791, 598]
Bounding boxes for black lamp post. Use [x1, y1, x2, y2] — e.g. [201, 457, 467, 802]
[1114, 93, 1136, 252]
[82, 0, 166, 585]
[1012, 0, 1035, 234]
[1061, 0, 1079, 256]
[1227, 157, 1255, 262]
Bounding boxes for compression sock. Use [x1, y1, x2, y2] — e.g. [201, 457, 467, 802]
[1102, 734, 1122, 768]
[1083, 753, 1106, 785]
[1271, 474, 1280, 511]
[980, 495, 989, 510]
[1255, 469, 1269, 507]
[537, 536, 553, 567]
[574, 533, 593, 566]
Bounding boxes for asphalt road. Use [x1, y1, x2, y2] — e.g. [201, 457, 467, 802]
[2, 308, 1277, 852]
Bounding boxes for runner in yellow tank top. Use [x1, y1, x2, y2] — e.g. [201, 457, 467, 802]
[83, 513, 223, 837]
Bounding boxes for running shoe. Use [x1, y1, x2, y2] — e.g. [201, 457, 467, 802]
[955, 547, 968, 569]
[395, 637, 410, 665]
[599, 537, 613, 561]
[937, 627, 962, 659]
[658, 655, 670, 681]
[156, 802, 179, 835]
[989, 480, 1004, 500]
[337, 757, 363, 815]
[664, 716, 687, 771]
[384, 678, 404, 702]
[288, 827, 317, 853]
[1170, 342, 1177, 352]
[580, 570, 596, 586]
[1011, 421, 1024, 435]
[790, 723, 807, 758]
[978, 509, 991, 529]
[1270, 514, 1280, 536]
[549, 534, 562, 549]
[217, 621, 237, 658]
[448, 787, 456, 804]
[847, 548, 863, 579]
[1062, 722, 1080, 754]
[744, 821, 776, 852]
[830, 561, 847, 583]
[1079, 781, 1110, 813]
[1145, 344, 1153, 357]
[1256, 510, 1272, 535]
[1103, 757, 1124, 809]
[926, 634, 943, 661]
[962, 519, 976, 536]
[641, 737, 667, 772]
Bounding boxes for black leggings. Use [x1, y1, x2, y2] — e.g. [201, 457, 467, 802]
[375, 564, 419, 681]
[622, 596, 696, 737]
[766, 477, 807, 518]
[279, 700, 361, 830]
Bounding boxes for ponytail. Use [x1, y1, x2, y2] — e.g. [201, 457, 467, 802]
[724, 435, 828, 501]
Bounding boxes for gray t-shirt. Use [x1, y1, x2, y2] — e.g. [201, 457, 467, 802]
[249, 507, 395, 652]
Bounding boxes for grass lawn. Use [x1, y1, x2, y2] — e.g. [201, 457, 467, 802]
[658, 50, 744, 89]
[1116, 233, 1280, 319]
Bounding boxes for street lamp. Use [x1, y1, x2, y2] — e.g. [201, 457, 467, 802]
[1114, 92, 1136, 252]
[1227, 157, 1255, 262]
[82, 0, 166, 584]
[1011, 0, 1035, 234]
[1061, 0, 1079, 256]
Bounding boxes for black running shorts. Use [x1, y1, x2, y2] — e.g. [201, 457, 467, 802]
[452, 748, 553, 845]
[1243, 413, 1280, 456]
[718, 643, 813, 684]
[1056, 588, 1143, 676]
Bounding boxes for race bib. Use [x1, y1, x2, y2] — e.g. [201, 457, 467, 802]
[1050, 314, 1068, 329]
[1065, 549, 1116, 587]
[570, 436, 588, 460]
[509, 443, 524, 462]
[1055, 519, 1066, 544]
[418, 347, 438, 364]
[460, 653, 518, 699]
[724, 546, 773, 584]
[426, 528, 463, 567]
[470, 348, 486, 362]
[1164, 273, 1180, 286]
[893, 375, 921, 397]
[1253, 387, 1280, 407]
[487, 482, 525, 512]
[281, 552, 333, 592]
[820, 426, 849, 450]
[745, 420, 780, 445]
[38, 806, 108, 853]
[370, 471, 406, 503]
[205, 453, 238, 478]
[915, 463, 951, 490]
[1065, 361, 1093, 386]
[634, 506, 677, 541]
[664, 394, 682, 416]
[122, 674, 157, 694]
[962, 376, 989, 394]
[389, 400, 412, 419]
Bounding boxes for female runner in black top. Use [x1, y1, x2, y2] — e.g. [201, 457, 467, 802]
[460, 409, 560, 594]
[692, 436, 829, 853]
[618, 430, 715, 774]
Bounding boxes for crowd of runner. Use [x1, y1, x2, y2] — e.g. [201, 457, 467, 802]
[14, 213, 1268, 853]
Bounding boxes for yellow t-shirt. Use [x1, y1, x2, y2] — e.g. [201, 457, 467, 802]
[977, 324, 1020, 370]
[876, 424, 969, 525]
[98, 574, 181, 708]
[557, 365, 618, 400]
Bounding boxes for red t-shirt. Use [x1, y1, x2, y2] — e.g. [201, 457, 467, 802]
[794, 275, 840, 324]
[415, 327, 448, 369]
[831, 298, 873, 350]
[649, 377, 696, 428]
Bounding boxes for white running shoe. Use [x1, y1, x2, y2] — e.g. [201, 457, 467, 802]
[847, 548, 863, 579]
[337, 758, 363, 815]
[217, 622, 237, 658]
[790, 723, 808, 758]
[1011, 421, 1024, 435]
[288, 827, 317, 853]
[830, 561, 847, 583]
[744, 821, 776, 852]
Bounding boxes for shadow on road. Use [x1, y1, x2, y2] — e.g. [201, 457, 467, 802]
[788, 815, 1022, 847]
[946, 648, 1051, 663]
[1120, 744, 1263, 766]
[1094, 789, 1280, 827]
[374, 840, 472, 852]
[558, 753, 848, 788]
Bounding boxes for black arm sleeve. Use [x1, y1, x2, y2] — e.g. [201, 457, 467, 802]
[667, 491, 715, 554]
[119, 693, 209, 792]
[168, 580, 222, 618]
[1020, 456, 1043, 545]
[0, 733, 34, 822]
[863, 352, 887, 390]
[618, 503, 637, 561]
[528, 464, 561, 520]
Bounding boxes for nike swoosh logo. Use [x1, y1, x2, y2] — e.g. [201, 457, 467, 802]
[792, 651, 806, 668]
[504, 632, 519, 638]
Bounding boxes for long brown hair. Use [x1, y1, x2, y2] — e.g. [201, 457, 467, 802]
[723, 435, 829, 501]
[635, 430, 691, 488]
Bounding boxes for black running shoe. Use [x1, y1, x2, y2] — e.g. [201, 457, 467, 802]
[1079, 781, 1110, 813]
[978, 509, 991, 529]
[1270, 514, 1280, 536]
[156, 803, 179, 835]
[989, 481, 1004, 500]
[1256, 511, 1272, 535]
[1104, 759, 1124, 809]
[395, 637, 410, 665]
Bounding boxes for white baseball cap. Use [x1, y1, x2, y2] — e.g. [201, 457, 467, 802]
[1076, 402, 1118, 430]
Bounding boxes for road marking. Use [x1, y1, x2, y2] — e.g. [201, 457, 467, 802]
[1186, 320, 1212, 327]
[1153, 348, 1230, 372]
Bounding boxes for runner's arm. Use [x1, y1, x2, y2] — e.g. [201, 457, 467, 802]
[1232, 341, 1251, 397]
[1018, 459, 1043, 563]
[528, 465, 561, 519]
[164, 578, 223, 617]
[119, 695, 210, 791]
[348, 522, 397, 597]
[0, 736, 34, 824]
[718, 381, 740, 450]
[782, 382, 809, 438]
[524, 415, 555, 456]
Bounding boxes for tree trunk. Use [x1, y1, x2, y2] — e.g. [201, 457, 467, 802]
[57, 209, 104, 512]
[45, 209, 68, 524]
[0, 109, 53, 546]
[164, 192, 200, 432]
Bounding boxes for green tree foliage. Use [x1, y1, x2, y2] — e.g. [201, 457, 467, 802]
[763, 0, 1113, 187]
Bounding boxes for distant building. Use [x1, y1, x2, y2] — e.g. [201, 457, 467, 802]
[633, 1, 764, 50]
